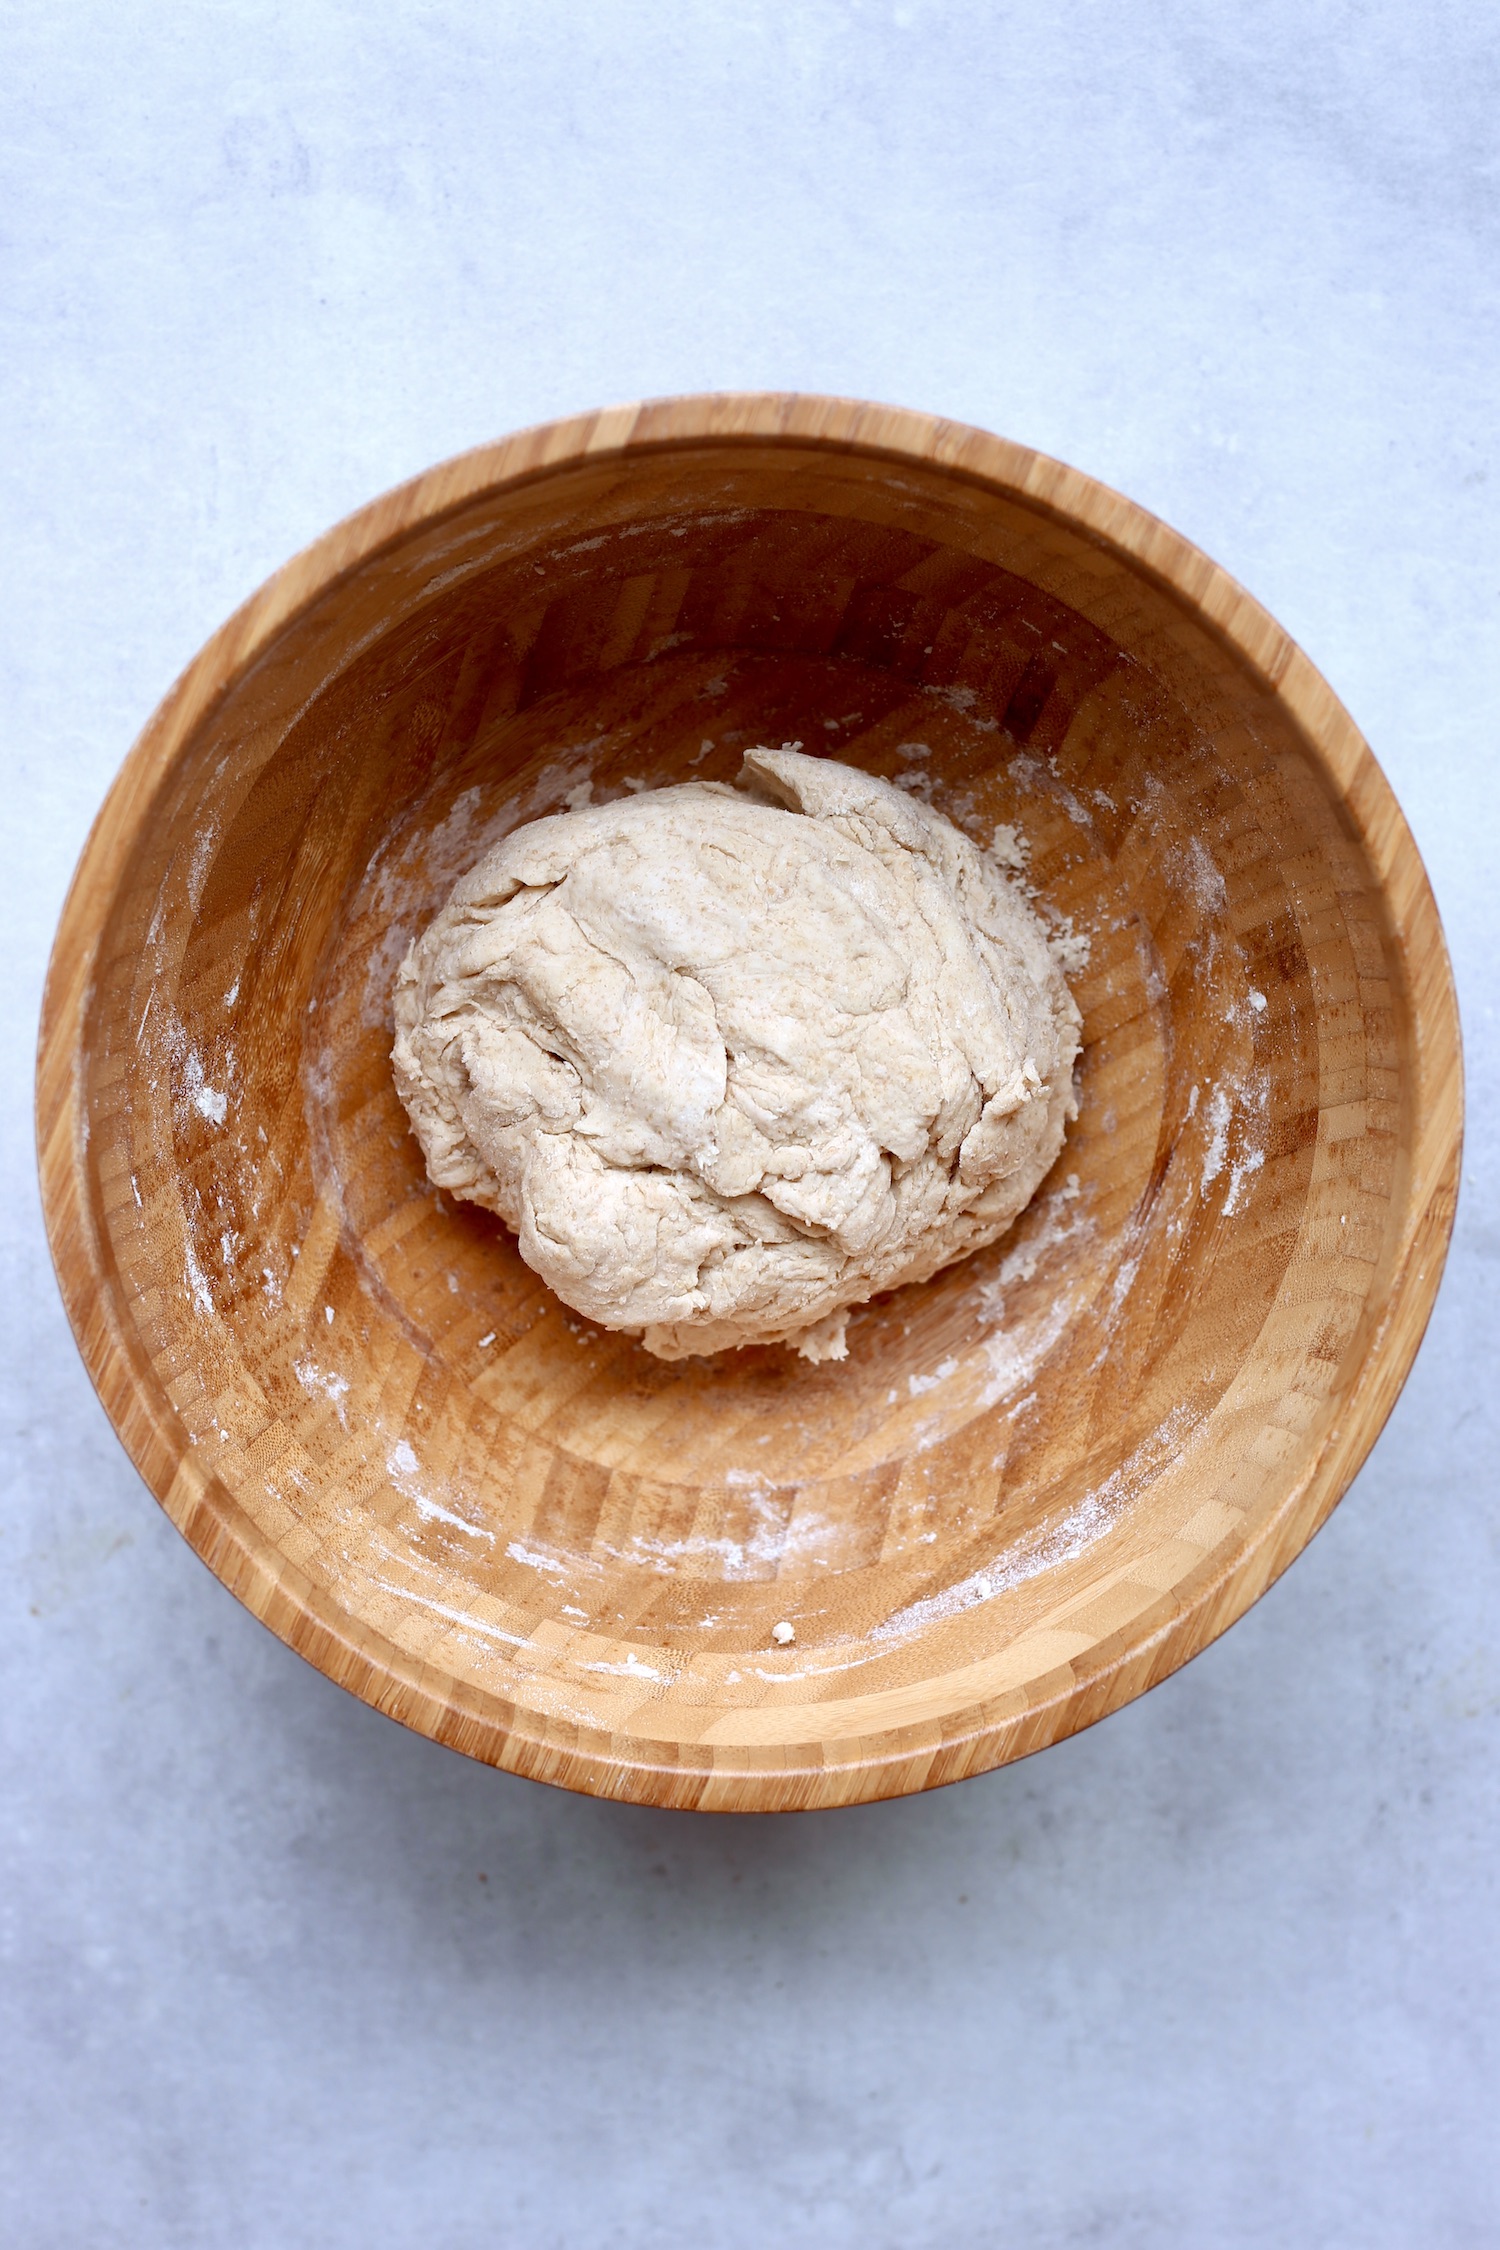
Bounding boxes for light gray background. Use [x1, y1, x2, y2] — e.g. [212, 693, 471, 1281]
[3, 5, 1496, 2245]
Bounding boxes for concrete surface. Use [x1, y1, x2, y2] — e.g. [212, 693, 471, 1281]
[3, 5, 1496, 2244]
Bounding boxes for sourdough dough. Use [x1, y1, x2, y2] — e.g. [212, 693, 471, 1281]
[392, 748, 1081, 1361]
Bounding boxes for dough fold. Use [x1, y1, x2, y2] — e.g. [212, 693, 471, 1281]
[393, 748, 1081, 1359]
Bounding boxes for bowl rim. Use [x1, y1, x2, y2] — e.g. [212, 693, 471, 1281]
[36, 391, 1465, 1811]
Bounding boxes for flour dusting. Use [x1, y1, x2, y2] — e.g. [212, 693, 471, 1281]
[385, 1438, 496, 1543]
[874, 1404, 1206, 1645]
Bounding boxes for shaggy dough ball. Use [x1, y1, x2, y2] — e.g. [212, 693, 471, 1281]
[392, 747, 1081, 1361]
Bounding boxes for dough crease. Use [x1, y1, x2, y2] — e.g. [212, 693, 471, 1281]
[393, 748, 1081, 1359]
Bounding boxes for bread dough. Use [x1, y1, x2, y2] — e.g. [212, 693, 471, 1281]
[392, 748, 1081, 1361]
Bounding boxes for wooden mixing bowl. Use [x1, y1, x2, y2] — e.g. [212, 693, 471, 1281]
[38, 395, 1461, 1811]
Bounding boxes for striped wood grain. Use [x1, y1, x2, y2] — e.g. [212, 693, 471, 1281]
[37, 395, 1462, 1811]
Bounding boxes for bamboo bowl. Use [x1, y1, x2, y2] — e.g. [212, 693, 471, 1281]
[38, 395, 1461, 1812]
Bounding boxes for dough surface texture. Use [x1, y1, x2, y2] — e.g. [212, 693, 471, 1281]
[392, 748, 1081, 1360]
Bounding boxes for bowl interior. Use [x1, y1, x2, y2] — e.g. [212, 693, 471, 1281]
[56, 417, 1447, 1808]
